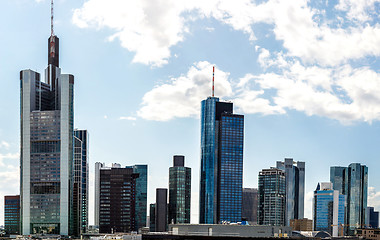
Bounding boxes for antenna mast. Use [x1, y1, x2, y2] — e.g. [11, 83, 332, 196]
[212, 66, 215, 97]
[51, 0, 54, 36]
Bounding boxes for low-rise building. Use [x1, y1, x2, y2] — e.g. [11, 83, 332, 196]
[290, 218, 313, 231]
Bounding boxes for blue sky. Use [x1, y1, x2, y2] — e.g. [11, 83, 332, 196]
[1, 0, 380, 225]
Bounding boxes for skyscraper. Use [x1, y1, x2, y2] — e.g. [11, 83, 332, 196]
[330, 163, 368, 235]
[131, 164, 148, 231]
[73, 129, 89, 235]
[313, 182, 345, 237]
[168, 155, 191, 224]
[199, 96, 244, 224]
[155, 188, 168, 232]
[94, 162, 104, 227]
[276, 158, 305, 226]
[242, 188, 258, 224]
[258, 168, 286, 226]
[20, 16, 75, 235]
[366, 207, 379, 229]
[98, 165, 139, 233]
[4, 195, 20, 235]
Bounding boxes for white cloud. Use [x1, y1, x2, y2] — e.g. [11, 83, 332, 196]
[119, 116, 137, 121]
[304, 191, 314, 219]
[335, 0, 380, 22]
[137, 61, 232, 121]
[0, 141, 10, 149]
[368, 186, 380, 210]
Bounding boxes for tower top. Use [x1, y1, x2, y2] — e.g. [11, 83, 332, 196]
[51, 0, 54, 37]
[212, 66, 215, 97]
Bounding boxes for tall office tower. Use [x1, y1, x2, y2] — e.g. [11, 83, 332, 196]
[366, 207, 379, 228]
[20, 13, 75, 234]
[276, 158, 305, 226]
[313, 182, 345, 237]
[94, 162, 104, 226]
[149, 204, 156, 232]
[73, 130, 89, 235]
[330, 163, 368, 235]
[4, 195, 20, 234]
[199, 96, 244, 224]
[155, 188, 168, 232]
[131, 165, 148, 231]
[98, 166, 139, 233]
[258, 168, 286, 226]
[168, 155, 191, 224]
[242, 188, 258, 224]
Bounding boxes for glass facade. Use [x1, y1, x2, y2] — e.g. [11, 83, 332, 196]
[20, 34, 75, 235]
[199, 97, 244, 224]
[276, 159, 305, 225]
[242, 188, 258, 224]
[330, 163, 368, 235]
[168, 156, 191, 224]
[258, 168, 286, 226]
[4, 195, 20, 234]
[132, 164, 148, 231]
[313, 183, 345, 236]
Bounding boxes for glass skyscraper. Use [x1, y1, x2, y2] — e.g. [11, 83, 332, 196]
[199, 97, 244, 224]
[313, 182, 345, 237]
[4, 195, 20, 235]
[258, 168, 286, 226]
[168, 155, 191, 224]
[276, 158, 305, 226]
[330, 163, 368, 235]
[20, 32, 74, 235]
[132, 164, 148, 231]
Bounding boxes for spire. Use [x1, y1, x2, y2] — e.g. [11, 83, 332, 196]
[212, 66, 215, 97]
[51, 0, 54, 37]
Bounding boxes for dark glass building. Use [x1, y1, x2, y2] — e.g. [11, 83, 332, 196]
[155, 188, 168, 232]
[168, 155, 191, 224]
[199, 97, 244, 224]
[4, 195, 20, 234]
[99, 166, 139, 233]
[276, 158, 305, 226]
[330, 163, 368, 235]
[258, 168, 286, 226]
[20, 31, 74, 235]
[242, 188, 258, 224]
[73, 129, 89, 235]
[132, 165, 148, 231]
[366, 207, 379, 228]
[149, 203, 156, 232]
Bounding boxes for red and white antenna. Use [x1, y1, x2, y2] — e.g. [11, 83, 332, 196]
[212, 66, 215, 97]
[51, 0, 54, 37]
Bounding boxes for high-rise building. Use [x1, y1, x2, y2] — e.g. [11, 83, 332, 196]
[4, 195, 20, 234]
[73, 129, 89, 235]
[313, 182, 345, 237]
[330, 163, 368, 235]
[149, 204, 156, 232]
[98, 165, 139, 233]
[199, 96, 244, 224]
[258, 168, 286, 226]
[242, 188, 258, 224]
[155, 188, 168, 232]
[20, 21, 75, 235]
[276, 158, 305, 225]
[94, 162, 104, 226]
[168, 155, 191, 224]
[366, 207, 379, 228]
[131, 165, 148, 231]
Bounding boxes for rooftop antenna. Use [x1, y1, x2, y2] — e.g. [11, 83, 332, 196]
[212, 66, 215, 97]
[51, 0, 54, 37]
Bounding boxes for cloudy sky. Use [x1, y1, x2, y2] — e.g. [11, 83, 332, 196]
[1, 0, 380, 225]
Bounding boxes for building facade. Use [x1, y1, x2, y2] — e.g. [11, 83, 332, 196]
[155, 188, 168, 232]
[20, 32, 75, 235]
[289, 218, 313, 231]
[199, 96, 244, 224]
[149, 204, 156, 232]
[242, 188, 258, 224]
[276, 158, 305, 226]
[330, 163, 368, 235]
[73, 129, 89, 235]
[4, 195, 20, 235]
[98, 166, 139, 233]
[313, 182, 345, 237]
[94, 162, 104, 227]
[366, 207, 379, 229]
[258, 168, 286, 226]
[168, 155, 191, 224]
[132, 165, 148, 231]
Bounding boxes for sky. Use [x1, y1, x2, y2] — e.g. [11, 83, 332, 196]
[0, 0, 380, 226]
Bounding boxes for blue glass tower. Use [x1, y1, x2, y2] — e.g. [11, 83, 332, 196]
[132, 165, 148, 231]
[313, 182, 345, 237]
[199, 97, 244, 224]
